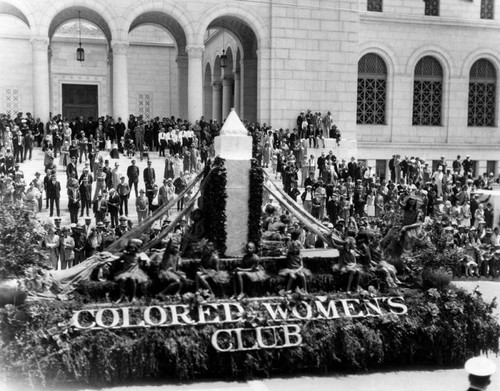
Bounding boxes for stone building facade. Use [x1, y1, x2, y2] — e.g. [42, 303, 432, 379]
[0, 0, 499, 175]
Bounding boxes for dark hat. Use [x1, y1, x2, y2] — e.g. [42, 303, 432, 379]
[119, 216, 128, 221]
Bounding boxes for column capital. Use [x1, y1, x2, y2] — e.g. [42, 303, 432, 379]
[212, 81, 222, 91]
[222, 77, 233, 87]
[30, 36, 49, 50]
[111, 40, 129, 55]
[185, 45, 204, 59]
[233, 70, 240, 80]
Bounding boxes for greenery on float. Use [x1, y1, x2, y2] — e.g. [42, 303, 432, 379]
[0, 286, 498, 388]
[0, 206, 48, 278]
[248, 159, 264, 249]
[200, 156, 227, 256]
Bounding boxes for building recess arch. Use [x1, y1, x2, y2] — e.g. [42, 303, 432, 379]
[40, 1, 118, 42]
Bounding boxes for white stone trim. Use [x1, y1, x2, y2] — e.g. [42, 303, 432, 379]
[51, 74, 107, 117]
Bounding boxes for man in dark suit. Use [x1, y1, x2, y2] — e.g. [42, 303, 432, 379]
[127, 159, 140, 198]
[143, 160, 156, 190]
[317, 152, 326, 179]
[107, 188, 120, 228]
[115, 117, 126, 142]
[388, 155, 396, 182]
[46, 175, 61, 217]
[79, 168, 93, 217]
[347, 157, 357, 180]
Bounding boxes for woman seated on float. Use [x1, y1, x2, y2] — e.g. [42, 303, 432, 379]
[196, 241, 230, 295]
[365, 232, 401, 288]
[279, 230, 311, 292]
[233, 242, 269, 299]
[262, 214, 290, 241]
[158, 229, 186, 298]
[332, 236, 362, 293]
[114, 239, 150, 303]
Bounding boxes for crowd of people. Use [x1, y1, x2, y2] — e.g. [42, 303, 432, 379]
[0, 109, 499, 289]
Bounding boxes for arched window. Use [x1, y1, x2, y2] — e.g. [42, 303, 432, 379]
[412, 56, 443, 126]
[356, 53, 387, 125]
[468, 59, 496, 127]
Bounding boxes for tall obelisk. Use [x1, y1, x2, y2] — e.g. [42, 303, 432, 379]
[214, 108, 251, 256]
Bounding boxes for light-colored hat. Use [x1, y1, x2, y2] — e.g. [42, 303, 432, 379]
[464, 356, 496, 377]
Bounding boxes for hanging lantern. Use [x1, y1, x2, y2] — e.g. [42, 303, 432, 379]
[220, 22, 227, 68]
[76, 11, 85, 62]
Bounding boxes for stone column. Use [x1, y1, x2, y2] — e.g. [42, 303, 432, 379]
[256, 47, 271, 124]
[176, 54, 189, 120]
[239, 60, 245, 120]
[233, 71, 241, 115]
[31, 37, 50, 122]
[186, 45, 204, 123]
[222, 77, 233, 121]
[212, 82, 222, 123]
[203, 85, 212, 118]
[112, 41, 130, 122]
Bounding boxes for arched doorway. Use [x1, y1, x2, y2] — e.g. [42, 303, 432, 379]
[202, 16, 258, 123]
[48, 7, 113, 121]
[128, 11, 189, 120]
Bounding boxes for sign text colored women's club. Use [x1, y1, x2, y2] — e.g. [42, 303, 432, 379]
[71, 296, 408, 352]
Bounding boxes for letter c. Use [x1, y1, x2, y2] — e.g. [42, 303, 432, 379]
[72, 309, 96, 329]
[211, 329, 234, 352]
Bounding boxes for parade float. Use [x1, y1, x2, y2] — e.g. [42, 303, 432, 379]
[0, 111, 499, 388]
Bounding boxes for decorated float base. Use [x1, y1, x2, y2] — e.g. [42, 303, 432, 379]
[1, 251, 499, 388]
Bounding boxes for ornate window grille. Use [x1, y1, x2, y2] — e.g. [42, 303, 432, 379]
[137, 92, 152, 121]
[468, 59, 496, 127]
[424, 0, 440, 16]
[4, 88, 21, 117]
[412, 56, 443, 126]
[481, 0, 494, 20]
[357, 53, 387, 125]
[367, 0, 383, 12]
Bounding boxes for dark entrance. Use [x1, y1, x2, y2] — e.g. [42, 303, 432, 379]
[62, 84, 98, 120]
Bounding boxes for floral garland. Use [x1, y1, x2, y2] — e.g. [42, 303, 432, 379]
[0, 287, 498, 387]
[248, 159, 264, 249]
[201, 156, 227, 256]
